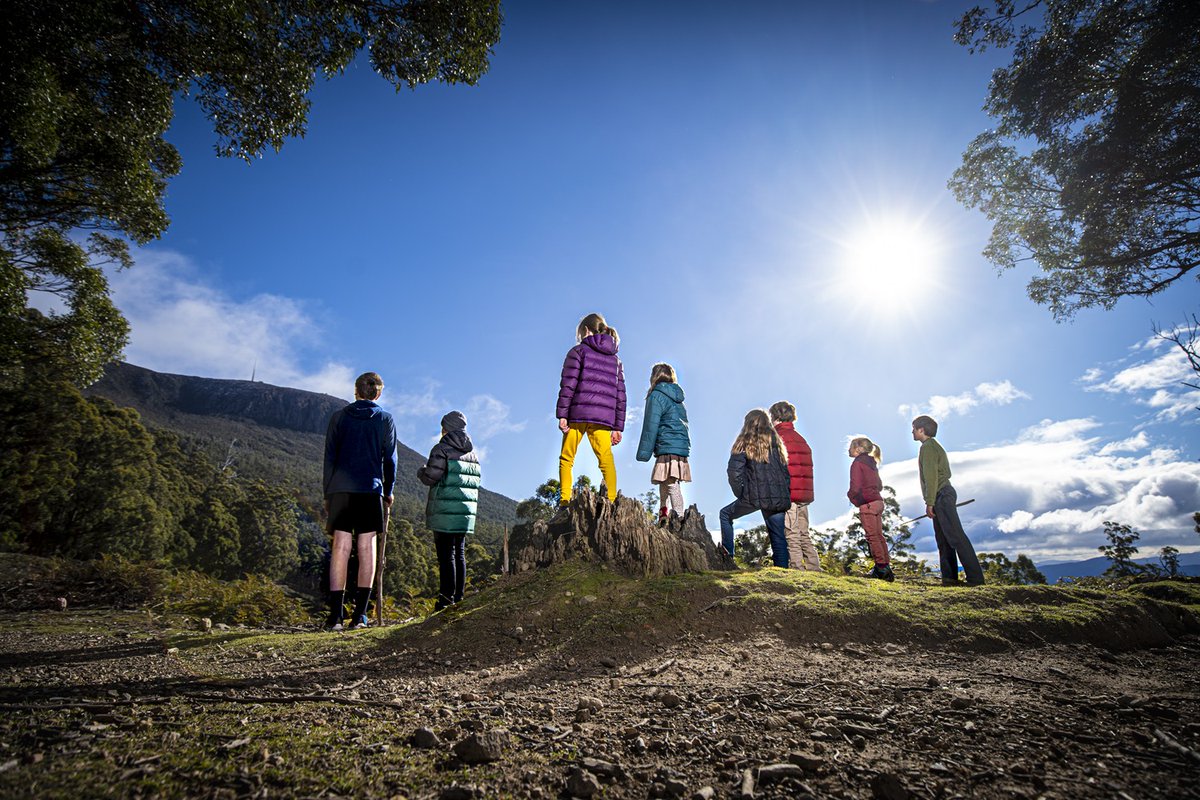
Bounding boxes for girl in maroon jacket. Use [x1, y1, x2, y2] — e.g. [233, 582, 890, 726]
[556, 312, 626, 503]
[847, 436, 894, 581]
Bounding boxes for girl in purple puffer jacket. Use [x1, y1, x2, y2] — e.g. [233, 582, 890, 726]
[556, 312, 626, 503]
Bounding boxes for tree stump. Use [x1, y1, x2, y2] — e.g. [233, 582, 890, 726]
[508, 488, 735, 578]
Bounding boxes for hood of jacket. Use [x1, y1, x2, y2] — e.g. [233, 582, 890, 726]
[345, 400, 383, 419]
[853, 453, 879, 471]
[653, 382, 685, 404]
[581, 332, 619, 355]
[442, 429, 473, 453]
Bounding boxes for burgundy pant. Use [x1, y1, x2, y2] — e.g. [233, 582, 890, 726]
[858, 500, 889, 565]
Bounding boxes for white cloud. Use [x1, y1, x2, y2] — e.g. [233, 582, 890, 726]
[996, 510, 1034, 533]
[1098, 431, 1150, 455]
[463, 394, 527, 440]
[897, 379, 1030, 420]
[816, 418, 1200, 564]
[109, 250, 353, 398]
[1082, 337, 1200, 422]
[383, 380, 443, 418]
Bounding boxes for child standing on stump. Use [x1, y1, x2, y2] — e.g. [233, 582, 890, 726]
[847, 436, 893, 581]
[418, 411, 481, 611]
[719, 409, 792, 567]
[556, 313, 626, 504]
[769, 401, 820, 571]
[636, 363, 692, 525]
[912, 415, 984, 586]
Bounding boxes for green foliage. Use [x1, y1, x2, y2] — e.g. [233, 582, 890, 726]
[1159, 546, 1180, 577]
[2, 0, 502, 385]
[950, 0, 1200, 320]
[163, 571, 312, 627]
[734, 525, 772, 568]
[978, 552, 1048, 585]
[515, 479, 561, 523]
[58, 554, 169, 606]
[1099, 520, 1143, 576]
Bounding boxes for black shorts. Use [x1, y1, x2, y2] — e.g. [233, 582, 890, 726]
[327, 492, 384, 535]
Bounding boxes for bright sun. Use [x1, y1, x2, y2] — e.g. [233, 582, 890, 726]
[839, 218, 941, 304]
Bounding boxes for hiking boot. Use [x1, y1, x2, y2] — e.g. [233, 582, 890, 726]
[875, 565, 895, 582]
[349, 615, 370, 630]
[324, 617, 345, 632]
[715, 542, 731, 559]
[657, 507, 669, 527]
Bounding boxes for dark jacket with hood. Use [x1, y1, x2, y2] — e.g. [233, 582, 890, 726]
[323, 400, 398, 497]
[847, 453, 883, 507]
[636, 382, 690, 461]
[727, 445, 792, 513]
[418, 411, 481, 534]
[556, 333, 627, 431]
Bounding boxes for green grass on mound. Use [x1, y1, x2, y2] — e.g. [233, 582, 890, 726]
[392, 561, 1200, 660]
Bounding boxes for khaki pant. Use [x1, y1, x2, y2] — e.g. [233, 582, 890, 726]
[784, 502, 821, 570]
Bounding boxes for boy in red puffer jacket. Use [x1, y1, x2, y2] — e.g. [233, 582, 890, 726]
[769, 401, 820, 571]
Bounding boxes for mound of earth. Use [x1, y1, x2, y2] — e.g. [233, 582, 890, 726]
[1, 558, 1199, 799]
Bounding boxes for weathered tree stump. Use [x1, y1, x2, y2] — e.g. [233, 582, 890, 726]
[508, 488, 735, 578]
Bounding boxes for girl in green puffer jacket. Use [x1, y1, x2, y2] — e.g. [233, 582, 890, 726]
[635, 363, 692, 525]
[418, 411, 481, 611]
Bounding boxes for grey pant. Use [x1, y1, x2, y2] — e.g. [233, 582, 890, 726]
[658, 481, 685, 513]
[933, 484, 984, 585]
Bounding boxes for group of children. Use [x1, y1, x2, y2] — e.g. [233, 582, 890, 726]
[552, 312, 984, 585]
[324, 312, 983, 628]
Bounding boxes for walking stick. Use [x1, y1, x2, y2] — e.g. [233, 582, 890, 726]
[374, 505, 389, 628]
[899, 498, 975, 528]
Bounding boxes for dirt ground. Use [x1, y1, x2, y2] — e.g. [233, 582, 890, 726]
[1, 602, 1198, 800]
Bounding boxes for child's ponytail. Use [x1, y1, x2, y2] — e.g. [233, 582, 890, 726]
[576, 312, 620, 346]
[850, 436, 882, 465]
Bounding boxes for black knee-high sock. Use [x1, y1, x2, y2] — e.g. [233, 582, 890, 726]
[352, 587, 372, 620]
[328, 589, 345, 621]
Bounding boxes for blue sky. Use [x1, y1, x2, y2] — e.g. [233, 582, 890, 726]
[107, 0, 1200, 566]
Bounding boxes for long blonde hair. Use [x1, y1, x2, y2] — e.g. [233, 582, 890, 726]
[732, 409, 788, 463]
[576, 312, 619, 346]
[849, 435, 882, 465]
[646, 362, 676, 398]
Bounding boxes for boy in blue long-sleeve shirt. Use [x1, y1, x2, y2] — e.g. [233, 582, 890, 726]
[323, 372, 397, 629]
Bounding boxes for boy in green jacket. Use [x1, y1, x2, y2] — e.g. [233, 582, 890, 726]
[912, 415, 984, 586]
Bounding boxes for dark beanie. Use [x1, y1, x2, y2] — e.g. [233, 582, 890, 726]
[441, 411, 467, 432]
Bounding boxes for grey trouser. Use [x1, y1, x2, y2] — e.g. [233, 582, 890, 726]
[933, 484, 984, 585]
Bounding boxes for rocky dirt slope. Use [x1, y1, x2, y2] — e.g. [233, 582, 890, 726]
[1, 558, 1199, 800]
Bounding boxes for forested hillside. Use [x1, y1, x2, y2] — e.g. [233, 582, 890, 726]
[1, 358, 519, 606]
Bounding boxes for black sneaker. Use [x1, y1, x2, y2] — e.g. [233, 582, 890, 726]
[876, 565, 895, 582]
[324, 617, 345, 632]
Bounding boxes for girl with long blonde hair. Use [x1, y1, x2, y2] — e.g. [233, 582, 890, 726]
[719, 409, 792, 566]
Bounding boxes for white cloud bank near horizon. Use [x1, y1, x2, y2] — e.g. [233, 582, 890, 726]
[813, 417, 1200, 565]
[109, 249, 526, 451]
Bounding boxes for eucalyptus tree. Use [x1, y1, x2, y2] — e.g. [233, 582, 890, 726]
[951, 0, 1199, 320]
[1, 0, 502, 385]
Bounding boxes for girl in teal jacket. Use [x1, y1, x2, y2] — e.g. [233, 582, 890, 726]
[636, 363, 692, 525]
[418, 411, 481, 610]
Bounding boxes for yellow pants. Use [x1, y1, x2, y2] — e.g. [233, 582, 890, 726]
[559, 423, 617, 502]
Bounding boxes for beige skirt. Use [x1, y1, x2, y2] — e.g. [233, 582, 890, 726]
[651, 455, 692, 484]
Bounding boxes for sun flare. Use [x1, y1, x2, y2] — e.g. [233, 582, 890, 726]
[839, 218, 941, 303]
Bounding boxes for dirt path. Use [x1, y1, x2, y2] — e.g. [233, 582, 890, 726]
[1, 610, 1198, 799]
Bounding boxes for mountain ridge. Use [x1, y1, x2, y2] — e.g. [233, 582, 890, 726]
[85, 362, 519, 524]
